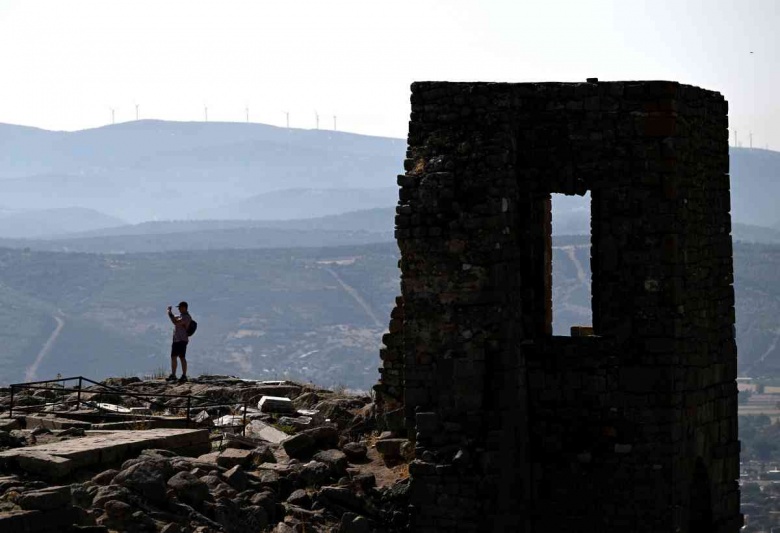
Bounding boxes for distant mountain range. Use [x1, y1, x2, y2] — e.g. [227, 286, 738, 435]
[0, 120, 405, 222]
[192, 187, 398, 221]
[2, 121, 778, 234]
[730, 148, 780, 228]
[0, 207, 126, 239]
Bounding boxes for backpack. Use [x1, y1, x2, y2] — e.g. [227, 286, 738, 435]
[187, 319, 198, 337]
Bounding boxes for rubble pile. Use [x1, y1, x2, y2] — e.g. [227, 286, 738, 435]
[0, 376, 412, 532]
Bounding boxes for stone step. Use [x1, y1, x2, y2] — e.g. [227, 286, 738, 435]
[25, 415, 92, 430]
[0, 428, 211, 479]
[24, 413, 193, 431]
[0, 418, 22, 432]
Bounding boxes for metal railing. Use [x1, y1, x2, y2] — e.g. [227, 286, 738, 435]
[7, 375, 248, 435]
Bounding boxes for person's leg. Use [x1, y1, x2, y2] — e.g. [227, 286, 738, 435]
[167, 344, 178, 380]
[178, 343, 189, 382]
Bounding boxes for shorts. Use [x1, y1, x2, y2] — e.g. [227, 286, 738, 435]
[171, 341, 188, 359]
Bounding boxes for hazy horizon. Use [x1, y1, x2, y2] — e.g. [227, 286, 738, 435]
[0, 0, 778, 148]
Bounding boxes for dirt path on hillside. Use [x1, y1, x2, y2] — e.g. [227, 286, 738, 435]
[560, 245, 588, 286]
[25, 314, 65, 382]
[551, 245, 591, 319]
[323, 267, 384, 328]
[744, 330, 780, 377]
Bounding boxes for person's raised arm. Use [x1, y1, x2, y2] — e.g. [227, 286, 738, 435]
[167, 306, 180, 325]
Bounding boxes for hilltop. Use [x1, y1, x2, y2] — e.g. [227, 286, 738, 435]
[0, 374, 411, 532]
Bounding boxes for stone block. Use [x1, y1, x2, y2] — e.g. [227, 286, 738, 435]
[246, 420, 290, 444]
[299, 424, 339, 448]
[282, 433, 316, 459]
[258, 396, 295, 414]
[196, 451, 221, 465]
[340, 512, 371, 533]
[374, 438, 411, 459]
[277, 415, 312, 430]
[223, 464, 248, 491]
[313, 449, 348, 474]
[25, 415, 91, 430]
[16, 485, 71, 510]
[0, 418, 21, 432]
[216, 448, 252, 469]
[9, 451, 73, 479]
[168, 471, 210, 508]
[341, 442, 368, 462]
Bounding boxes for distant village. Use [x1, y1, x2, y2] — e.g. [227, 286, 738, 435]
[738, 377, 780, 532]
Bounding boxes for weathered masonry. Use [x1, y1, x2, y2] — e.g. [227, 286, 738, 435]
[376, 81, 740, 532]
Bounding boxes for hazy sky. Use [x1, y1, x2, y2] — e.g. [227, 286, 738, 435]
[0, 0, 776, 146]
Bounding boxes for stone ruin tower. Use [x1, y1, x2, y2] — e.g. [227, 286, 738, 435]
[376, 80, 740, 532]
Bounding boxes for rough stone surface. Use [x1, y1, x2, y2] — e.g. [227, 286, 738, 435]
[341, 442, 368, 463]
[299, 461, 330, 487]
[340, 512, 371, 533]
[90, 469, 118, 487]
[249, 444, 276, 465]
[245, 420, 290, 444]
[113, 461, 168, 504]
[167, 471, 210, 508]
[223, 464, 248, 491]
[92, 485, 133, 508]
[299, 424, 339, 449]
[374, 439, 410, 459]
[286, 489, 311, 508]
[282, 433, 316, 459]
[0, 428, 210, 478]
[16, 485, 71, 510]
[375, 80, 741, 532]
[258, 396, 295, 414]
[216, 448, 252, 469]
[312, 449, 348, 474]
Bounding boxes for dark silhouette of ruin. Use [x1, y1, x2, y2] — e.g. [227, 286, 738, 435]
[376, 80, 740, 532]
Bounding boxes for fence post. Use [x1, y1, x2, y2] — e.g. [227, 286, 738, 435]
[77, 377, 82, 410]
[243, 401, 247, 436]
[186, 396, 192, 425]
[9, 386, 14, 418]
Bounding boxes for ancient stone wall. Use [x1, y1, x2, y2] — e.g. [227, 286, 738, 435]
[376, 80, 740, 532]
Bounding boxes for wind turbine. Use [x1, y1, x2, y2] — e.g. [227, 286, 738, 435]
[333, 115, 337, 131]
[204, 105, 208, 122]
[135, 104, 139, 121]
[283, 111, 290, 129]
[110, 108, 115, 125]
[245, 106, 250, 123]
[315, 110, 319, 130]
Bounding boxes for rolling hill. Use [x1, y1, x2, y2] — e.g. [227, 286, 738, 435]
[0, 238, 778, 389]
[0, 209, 395, 253]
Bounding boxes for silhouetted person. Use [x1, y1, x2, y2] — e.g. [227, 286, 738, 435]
[166, 301, 192, 383]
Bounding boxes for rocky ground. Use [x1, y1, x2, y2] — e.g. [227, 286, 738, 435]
[0, 375, 411, 532]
